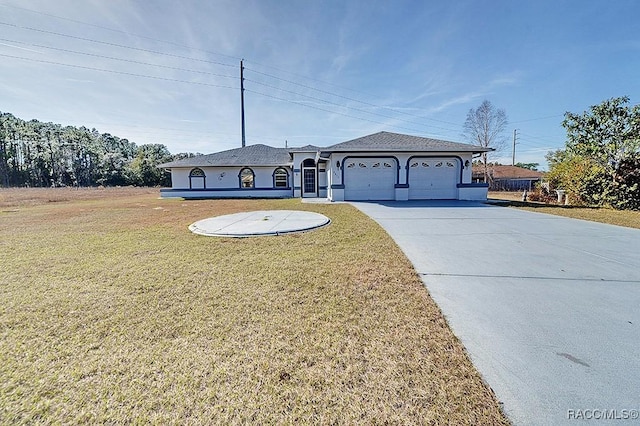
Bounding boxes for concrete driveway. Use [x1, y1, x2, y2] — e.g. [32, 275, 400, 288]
[351, 201, 640, 425]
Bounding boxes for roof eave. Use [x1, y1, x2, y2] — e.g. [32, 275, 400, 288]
[325, 148, 490, 153]
[158, 161, 293, 168]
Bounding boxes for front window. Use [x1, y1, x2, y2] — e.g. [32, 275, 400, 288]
[239, 168, 254, 188]
[274, 168, 288, 188]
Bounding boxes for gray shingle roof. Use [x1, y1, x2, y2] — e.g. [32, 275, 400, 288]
[158, 144, 292, 168]
[325, 131, 490, 153]
[158, 132, 489, 169]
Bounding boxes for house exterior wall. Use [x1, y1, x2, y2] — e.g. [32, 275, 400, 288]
[457, 183, 490, 200]
[318, 163, 328, 198]
[161, 165, 293, 199]
[161, 151, 487, 201]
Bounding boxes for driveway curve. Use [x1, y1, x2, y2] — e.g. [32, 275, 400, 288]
[351, 201, 640, 425]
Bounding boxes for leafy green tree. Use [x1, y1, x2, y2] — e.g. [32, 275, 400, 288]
[515, 162, 539, 171]
[96, 133, 137, 186]
[550, 97, 640, 209]
[172, 152, 201, 161]
[563, 96, 640, 173]
[128, 144, 173, 186]
[608, 153, 640, 210]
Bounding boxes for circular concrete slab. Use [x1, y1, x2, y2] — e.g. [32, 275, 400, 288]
[189, 210, 330, 237]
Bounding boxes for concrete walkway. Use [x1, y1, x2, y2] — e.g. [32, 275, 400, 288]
[351, 200, 640, 425]
[189, 210, 330, 237]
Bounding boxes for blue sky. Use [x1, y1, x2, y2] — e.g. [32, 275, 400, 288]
[1, 0, 639, 169]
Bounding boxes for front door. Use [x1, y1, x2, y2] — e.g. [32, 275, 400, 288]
[302, 168, 317, 197]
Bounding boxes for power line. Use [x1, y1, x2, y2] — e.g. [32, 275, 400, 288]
[0, 8, 578, 150]
[246, 67, 464, 128]
[3, 9, 562, 138]
[519, 132, 563, 144]
[3, 18, 453, 131]
[511, 114, 564, 123]
[0, 38, 237, 79]
[246, 79, 462, 134]
[0, 3, 378, 99]
[246, 88, 451, 137]
[0, 2, 242, 63]
[0, 53, 239, 89]
[2, 2, 468, 128]
[0, 21, 237, 68]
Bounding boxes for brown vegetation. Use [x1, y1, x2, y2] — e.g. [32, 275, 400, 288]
[0, 188, 508, 424]
[489, 191, 640, 229]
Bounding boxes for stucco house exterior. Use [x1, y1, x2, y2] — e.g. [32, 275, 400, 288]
[158, 131, 491, 201]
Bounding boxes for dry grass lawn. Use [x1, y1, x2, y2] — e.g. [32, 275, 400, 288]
[0, 188, 508, 425]
[489, 191, 640, 230]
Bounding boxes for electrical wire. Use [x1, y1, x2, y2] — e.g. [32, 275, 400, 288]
[0, 53, 239, 89]
[0, 38, 237, 79]
[245, 67, 463, 127]
[245, 88, 453, 137]
[0, 2, 242, 62]
[246, 79, 462, 134]
[0, 7, 577, 155]
[0, 21, 237, 68]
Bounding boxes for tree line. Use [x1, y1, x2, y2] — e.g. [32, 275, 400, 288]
[0, 112, 196, 188]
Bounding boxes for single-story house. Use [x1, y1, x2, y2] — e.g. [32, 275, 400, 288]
[158, 131, 491, 201]
[472, 164, 545, 191]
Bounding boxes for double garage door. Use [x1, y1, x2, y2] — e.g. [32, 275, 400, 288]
[343, 157, 459, 201]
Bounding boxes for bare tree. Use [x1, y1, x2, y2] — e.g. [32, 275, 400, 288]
[463, 100, 508, 184]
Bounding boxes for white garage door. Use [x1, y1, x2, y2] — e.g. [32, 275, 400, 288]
[408, 158, 459, 199]
[344, 158, 396, 200]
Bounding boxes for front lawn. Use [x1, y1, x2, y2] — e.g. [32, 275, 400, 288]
[0, 188, 508, 424]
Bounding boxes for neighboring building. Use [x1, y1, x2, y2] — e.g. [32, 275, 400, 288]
[472, 164, 545, 191]
[158, 131, 491, 201]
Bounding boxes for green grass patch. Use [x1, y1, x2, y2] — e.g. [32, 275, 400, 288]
[0, 189, 508, 424]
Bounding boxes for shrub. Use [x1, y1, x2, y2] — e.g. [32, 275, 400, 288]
[545, 155, 607, 206]
[527, 182, 556, 203]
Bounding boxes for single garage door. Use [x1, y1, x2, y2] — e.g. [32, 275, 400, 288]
[344, 158, 396, 200]
[408, 158, 459, 199]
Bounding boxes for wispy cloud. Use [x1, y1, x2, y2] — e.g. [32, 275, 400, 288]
[427, 72, 522, 113]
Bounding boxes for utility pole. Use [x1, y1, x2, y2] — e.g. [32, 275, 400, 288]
[240, 60, 246, 148]
[512, 129, 517, 166]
